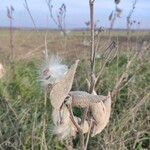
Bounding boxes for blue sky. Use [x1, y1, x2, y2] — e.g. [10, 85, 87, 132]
[0, 0, 150, 29]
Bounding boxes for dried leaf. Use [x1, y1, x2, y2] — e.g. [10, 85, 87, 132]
[109, 11, 113, 21]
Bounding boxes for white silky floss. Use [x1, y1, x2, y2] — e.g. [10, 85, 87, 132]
[40, 57, 68, 87]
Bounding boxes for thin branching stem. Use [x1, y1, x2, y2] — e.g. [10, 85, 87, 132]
[24, 0, 38, 31]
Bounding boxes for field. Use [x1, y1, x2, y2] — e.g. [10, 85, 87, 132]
[0, 29, 150, 60]
[0, 28, 150, 150]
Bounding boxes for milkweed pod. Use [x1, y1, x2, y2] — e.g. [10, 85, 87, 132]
[52, 105, 79, 139]
[50, 60, 79, 109]
[69, 91, 106, 108]
[91, 92, 112, 137]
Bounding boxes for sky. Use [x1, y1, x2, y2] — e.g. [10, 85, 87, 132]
[0, 0, 150, 29]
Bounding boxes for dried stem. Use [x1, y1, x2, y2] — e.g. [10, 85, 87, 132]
[126, 0, 137, 50]
[95, 27, 104, 53]
[89, 0, 96, 94]
[89, 0, 95, 74]
[95, 41, 116, 89]
[32, 100, 38, 150]
[46, 0, 66, 36]
[66, 103, 85, 150]
[7, 6, 14, 60]
[24, 0, 38, 31]
[44, 33, 48, 61]
[41, 89, 48, 150]
[109, 4, 117, 37]
[111, 51, 139, 98]
[66, 104, 83, 132]
[46, 0, 58, 26]
[9, 14, 13, 59]
[84, 119, 93, 150]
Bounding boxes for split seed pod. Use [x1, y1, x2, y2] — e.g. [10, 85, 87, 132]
[50, 60, 79, 110]
[69, 91, 106, 108]
[67, 91, 112, 137]
[91, 92, 112, 137]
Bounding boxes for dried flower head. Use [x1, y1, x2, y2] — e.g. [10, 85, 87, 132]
[115, 0, 121, 5]
[85, 21, 90, 27]
[11, 5, 15, 11]
[7, 7, 11, 19]
[7, 5, 14, 19]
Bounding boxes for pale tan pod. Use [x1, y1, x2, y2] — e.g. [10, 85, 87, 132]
[69, 91, 106, 108]
[52, 108, 62, 125]
[69, 117, 90, 136]
[90, 100, 107, 124]
[69, 91, 91, 108]
[68, 91, 111, 137]
[91, 92, 112, 137]
[53, 105, 76, 139]
[50, 60, 79, 109]
[90, 101, 107, 137]
[53, 105, 82, 139]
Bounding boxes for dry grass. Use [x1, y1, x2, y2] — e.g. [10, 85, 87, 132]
[0, 28, 149, 61]
[0, 28, 149, 150]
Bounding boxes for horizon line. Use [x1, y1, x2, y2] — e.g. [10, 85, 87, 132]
[0, 26, 150, 31]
